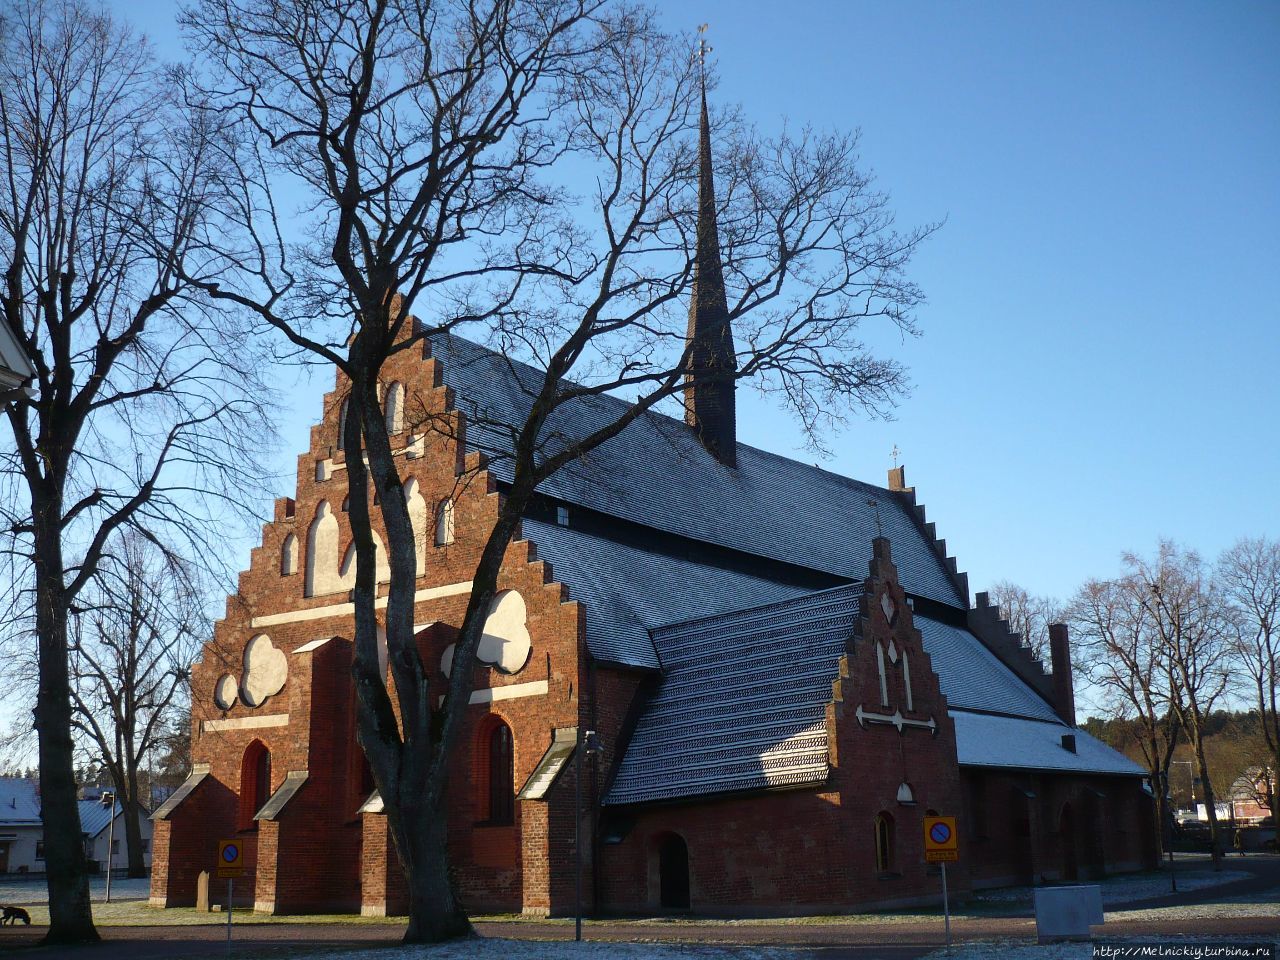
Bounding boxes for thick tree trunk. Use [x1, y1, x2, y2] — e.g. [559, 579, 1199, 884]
[122, 795, 146, 880]
[391, 796, 471, 943]
[33, 521, 98, 943]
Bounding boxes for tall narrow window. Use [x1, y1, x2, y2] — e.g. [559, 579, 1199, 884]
[384, 382, 404, 434]
[280, 533, 298, 576]
[435, 499, 455, 546]
[874, 812, 894, 873]
[486, 722, 514, 825]
[239, 740, 272, 829]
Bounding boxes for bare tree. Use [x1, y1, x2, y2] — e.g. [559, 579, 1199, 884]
[1129, 543, 1233, 868]
[989, 579, 1060, 664]
[1070, 573, 1183, 857]
[182, 0, 935, 941]
[68, 532, 204, 878]
[0, 0, 273, 942]
[1219, 536, 1280, 824]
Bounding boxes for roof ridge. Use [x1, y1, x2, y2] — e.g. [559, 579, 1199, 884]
[428, 331, 896, 496]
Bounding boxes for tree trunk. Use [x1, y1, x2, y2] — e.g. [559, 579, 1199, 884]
[390, 792, 471, 942]
[122, 795, 146, 880]
[1192, 739, 1223, 870]
[33, 519, 98, 943]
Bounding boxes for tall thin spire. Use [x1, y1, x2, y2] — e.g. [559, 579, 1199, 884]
[684, 28, 737, 468]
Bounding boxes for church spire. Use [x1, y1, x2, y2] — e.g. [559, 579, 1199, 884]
[684, 32, 737, 468]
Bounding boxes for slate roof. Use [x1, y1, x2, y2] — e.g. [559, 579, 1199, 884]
[522, 518, 817, 669]
[0, 778, 42, 826]
[78, 800, 122, 839]
[915, 616, 1059, 722]
[605, 585, 862, 806]
[950, 711, 1145, 776]
[430, 333, 965, 609]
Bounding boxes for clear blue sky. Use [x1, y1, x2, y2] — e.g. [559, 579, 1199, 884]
[118, 0, 1280, 604]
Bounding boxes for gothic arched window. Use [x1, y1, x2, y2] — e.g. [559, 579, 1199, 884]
[874, 811, 894, 873]
[484, 721, 514, 825]
[239, 740, 271, 829]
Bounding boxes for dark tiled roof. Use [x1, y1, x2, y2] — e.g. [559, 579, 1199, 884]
[522, 518, 816, 669]
[916, 616, 1058, 722]
[604, 585, 863, 806]
[430, 333, 965, 608]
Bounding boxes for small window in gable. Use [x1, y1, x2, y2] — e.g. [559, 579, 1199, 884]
[384, 382, 404, 435]
[874, 811, 894, 873]
[337, 397, 349, 451]
[280, 533, 298, 576]
[435, 499, 455, 546]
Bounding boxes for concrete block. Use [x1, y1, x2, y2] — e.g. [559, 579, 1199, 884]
[1033, 884, 1103, 942]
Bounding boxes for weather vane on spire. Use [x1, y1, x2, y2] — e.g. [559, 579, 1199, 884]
[694, 23, 712, 78]
[891, 444, 900, 468]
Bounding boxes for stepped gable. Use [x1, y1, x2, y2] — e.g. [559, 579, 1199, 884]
[887, 464, 1056, 704]
[604, 584, 864, 806]
[423, 330, 966, 609]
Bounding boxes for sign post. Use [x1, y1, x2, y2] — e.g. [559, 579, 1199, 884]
[923, 816, 959, 948]
[216, 840, 244, 956]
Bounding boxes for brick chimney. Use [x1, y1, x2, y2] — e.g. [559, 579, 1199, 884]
[683, 86, 737, 468]
[1049, 622, 1076, 726]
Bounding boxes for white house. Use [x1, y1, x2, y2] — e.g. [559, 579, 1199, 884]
[0, 778, 152, 874]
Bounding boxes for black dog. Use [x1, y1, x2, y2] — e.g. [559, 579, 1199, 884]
[0, 905, 31, 925]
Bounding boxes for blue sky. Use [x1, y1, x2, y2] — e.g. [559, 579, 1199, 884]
[117, 0, 1279, 604]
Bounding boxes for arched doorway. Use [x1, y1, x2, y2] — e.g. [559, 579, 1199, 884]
[239, 740, 271, 829]
[1059, 802, 1078, 881]
[658, 834, 690, 910]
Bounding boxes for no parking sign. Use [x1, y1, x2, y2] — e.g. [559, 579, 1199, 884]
[923, 816, 958, 863]
[216, 839, 244, 879]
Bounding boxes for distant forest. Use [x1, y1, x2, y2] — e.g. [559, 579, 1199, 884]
[1082, 709, 1274, 814]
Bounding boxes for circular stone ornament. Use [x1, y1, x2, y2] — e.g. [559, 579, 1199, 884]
[214, 674, 239, 710]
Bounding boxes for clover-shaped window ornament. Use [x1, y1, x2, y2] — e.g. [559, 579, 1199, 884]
[441, 590, 533, 678]
[240, 634, 288, 708]
[214, 674, 239, 710]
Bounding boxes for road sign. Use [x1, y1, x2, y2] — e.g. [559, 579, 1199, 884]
[216, 839, 244, 879]
[924, 815, 959, 863]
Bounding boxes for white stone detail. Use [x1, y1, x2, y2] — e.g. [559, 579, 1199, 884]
[440, 590, 532, 678]
[404, 478, 428, 576]
[896, 781, 915, 803]
[436, 679, 549, 707]
[404, 434, 425, 459]
[241, 634, 288, 707]
[305, 501, 341, 597]
[338, 530, 390, 587]
[880, 591, 896, 623]
[214, 674, 238, 710]
[202, 713, 289, 732]
[293, 637, 332, 654]
[248, 581, 474, 628]
[384, 382, 404, 434]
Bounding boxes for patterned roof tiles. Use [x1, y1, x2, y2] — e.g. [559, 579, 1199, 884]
[604, 585, 862, 806]
[430, 333, 965, 608]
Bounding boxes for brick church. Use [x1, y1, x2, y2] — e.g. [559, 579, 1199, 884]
[150, 97, 1156, 918]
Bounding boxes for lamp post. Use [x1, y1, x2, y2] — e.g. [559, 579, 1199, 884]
[574, 729, 603, 943]
[100, 791, 116, 903]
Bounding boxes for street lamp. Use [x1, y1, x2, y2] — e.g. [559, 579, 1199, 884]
[574, 729, 603, 943]
[100, 791, 116, 903]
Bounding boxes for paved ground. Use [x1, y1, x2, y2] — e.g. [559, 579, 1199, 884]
[0, 856, 1275, 959]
